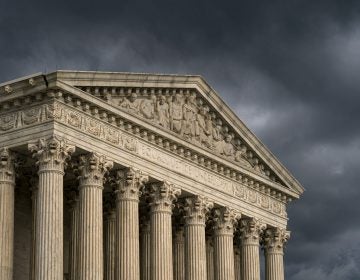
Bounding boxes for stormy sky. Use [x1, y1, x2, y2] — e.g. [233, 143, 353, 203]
[1, 0, 360, 279]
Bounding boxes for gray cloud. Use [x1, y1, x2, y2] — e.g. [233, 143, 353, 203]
[1, 0, 360, 279]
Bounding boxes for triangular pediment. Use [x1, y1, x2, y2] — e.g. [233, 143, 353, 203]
[0, 70, 304, 198]
[49, 70, 304, 197]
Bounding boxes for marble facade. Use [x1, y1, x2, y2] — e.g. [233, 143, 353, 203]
[0, 71, 303, 280]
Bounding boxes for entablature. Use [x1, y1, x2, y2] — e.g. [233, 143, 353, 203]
[0, 82, 298, 203]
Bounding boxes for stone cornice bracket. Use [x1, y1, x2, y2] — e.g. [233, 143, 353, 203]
[149, 181, 181, 213]
[184, 195, 214, 226]
[262, 228, 290, 255]
[28, 136, 75, 174]
[77, 152, 113, 188]
[240, 218, 266, 245]
[0, 147, 17, 184]
[213, 207, 241, 236]
[114, 167, 149, 201]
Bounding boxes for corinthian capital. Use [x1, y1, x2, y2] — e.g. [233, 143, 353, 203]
[28, 136, 75, 172]
[184, 196, 214, 225]
[78, 153, 113, 188]
[0, 147, 17, 183]
[114, 167, 148, 201]
[150, 181, 181, 213]
[213, 207, 241, 236]
[262, 228, 290, 254]
[240, 218, 266, 244]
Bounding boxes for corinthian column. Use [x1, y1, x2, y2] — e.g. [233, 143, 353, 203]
[263, 228, 290, 280]
[104, 202, 116, 280]
[173, 225, 185, 280]
[67, 190, 79, 280]
[77, 153, 113, 280]
[150, 182, 181, 280]
[239, 218, 266, 280]
[213, 208, 240, 280]
[28, 136, 75, 280]
[115, 168, 148, 280]
[184, 196, 213, 280]
[0, 148, 16, 280]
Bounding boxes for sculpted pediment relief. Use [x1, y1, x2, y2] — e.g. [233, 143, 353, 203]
[0, 71, 304, 197]
[77, 86, 271, 179]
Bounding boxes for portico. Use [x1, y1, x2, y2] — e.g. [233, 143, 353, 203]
[0, 71, 303, 280]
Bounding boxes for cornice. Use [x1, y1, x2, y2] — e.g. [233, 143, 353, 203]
[0, 70, 304, 197]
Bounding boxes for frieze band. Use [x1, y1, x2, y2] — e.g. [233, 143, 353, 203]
[0, 101, 286, 219]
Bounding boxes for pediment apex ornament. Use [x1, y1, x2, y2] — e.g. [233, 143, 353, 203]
[28, 136, 75, 171]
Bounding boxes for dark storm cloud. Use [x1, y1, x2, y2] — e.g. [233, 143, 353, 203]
[1, 0, 360, 279]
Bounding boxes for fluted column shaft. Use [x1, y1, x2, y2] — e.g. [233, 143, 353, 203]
[77, 153, 113, 280]
[150, 182, 180, 280]
[0, 148, 16, 280]
[140, 219, 151, 280]
[263, 228, 290, 280]
[115, 168, 148, 280]
[104, 209, 116, 280]
[28, 137, 75, 280]
[68, 194, 79, 280]
[206, 237, 214, 280]
[213, 208, 239, 280]
[173, 226, 185, 280]
[240, 219, 265, 280]
[184, 196, 213, 280]
[29, 179, 38, 280]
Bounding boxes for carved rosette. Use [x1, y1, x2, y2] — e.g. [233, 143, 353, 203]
[0, 148, 16, 184]
[150, 182, 181, 213]
[77, 153, 113, 188]
[184, 196, 214, 226]
[213, 207, 241, 236]
[115, 167, 149, 201]
[239, 218, 266, 245]
[28, 136, 75, 173]
[262, 228, 290, 255]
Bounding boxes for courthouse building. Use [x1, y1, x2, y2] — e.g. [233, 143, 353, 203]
[0, 71, 304, 280]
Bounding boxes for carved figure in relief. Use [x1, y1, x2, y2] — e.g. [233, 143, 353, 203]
[119, 92, 141, 114]
[217, 134, 235, 158]
[212, 121, 223, 142]
[169, 93, 184, 133]
[195, 106, 212, 148]
[235, 145, 247, 162]
[181, 93, 198, 140]
[140, 94, 157, 119]
[157, 95, 170, 128]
